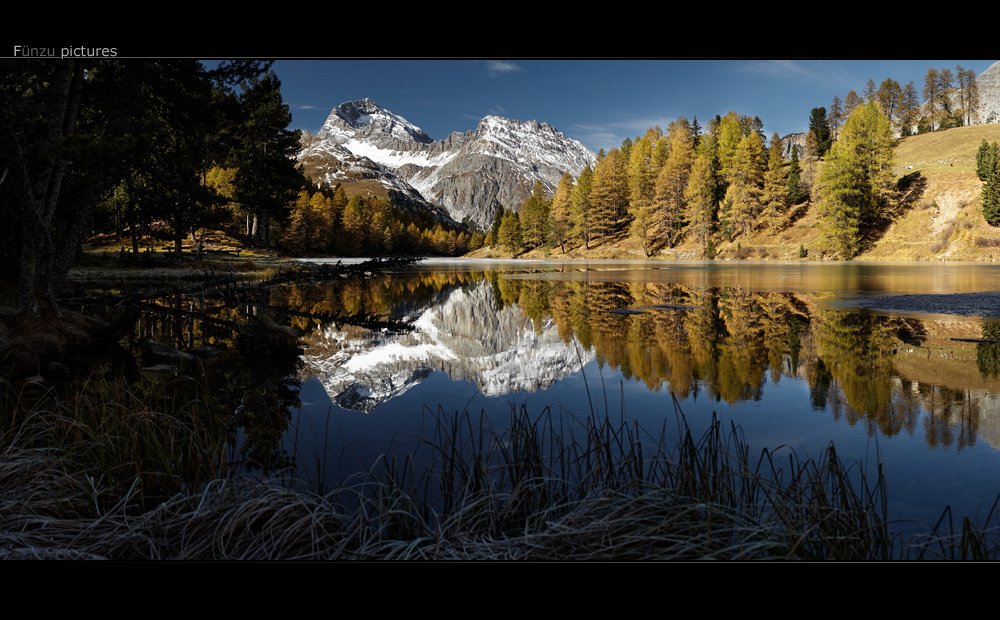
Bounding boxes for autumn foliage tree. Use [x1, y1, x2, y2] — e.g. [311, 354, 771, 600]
[589, 148, 628, 245]
[817, 101, 897, 258]
[549, 172, 574, 253]
[759, 133, 789, 231]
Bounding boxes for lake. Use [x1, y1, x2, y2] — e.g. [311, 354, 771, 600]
[115, 259, 1000, 531]
[154, 257, 1000, 536]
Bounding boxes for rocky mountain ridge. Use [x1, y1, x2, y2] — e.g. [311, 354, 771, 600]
[300, 99, 596, 230]
[975, 61, 1000, 124]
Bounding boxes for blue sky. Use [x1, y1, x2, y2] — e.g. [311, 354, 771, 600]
[269, 59, 998, 154]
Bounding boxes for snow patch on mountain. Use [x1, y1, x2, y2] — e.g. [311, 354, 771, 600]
[301, 280, 594, 412]
[304, 99, 596, 230]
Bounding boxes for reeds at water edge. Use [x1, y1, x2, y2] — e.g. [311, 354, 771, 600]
[2, 375, 1000, 560]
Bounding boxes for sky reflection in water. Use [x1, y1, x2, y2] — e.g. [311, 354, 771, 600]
[288, 259, 1000, 532]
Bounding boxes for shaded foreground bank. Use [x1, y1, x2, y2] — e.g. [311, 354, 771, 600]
[2, 376, 998, 560]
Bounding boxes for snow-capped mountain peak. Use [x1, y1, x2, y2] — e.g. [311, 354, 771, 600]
[302, 99, 596, 230]
[318, 98, 433, 147]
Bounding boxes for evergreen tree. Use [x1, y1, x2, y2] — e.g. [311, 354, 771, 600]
[978, 140, 997, 182]
[788, 145, 804, 203]
[232, 71, 303, 249]
[808, 107, 831, 157]
[978, 140, 1000, 226]
[818, 101, 896, 258]
[490, 205, 506, 246]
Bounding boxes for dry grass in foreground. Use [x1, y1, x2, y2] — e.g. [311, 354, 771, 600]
[2, 378, 999, 560]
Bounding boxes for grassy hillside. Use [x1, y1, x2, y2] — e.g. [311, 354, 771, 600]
[475, 123, 1000, 262]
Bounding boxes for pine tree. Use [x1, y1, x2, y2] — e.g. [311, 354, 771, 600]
[490, 205, 505, 246]
[232, 70, 303, 250]
[818, 101, 896, 258]
[787, 145, 804, 203]
[978, 140, 997, 182]
[978, 140, 1000, 226]
[808, 107, 831, 157]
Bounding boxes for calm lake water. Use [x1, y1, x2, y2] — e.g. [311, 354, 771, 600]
[215, 258, 1000, 533]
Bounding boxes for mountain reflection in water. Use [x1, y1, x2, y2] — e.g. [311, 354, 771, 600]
[286, 260, 1000, 530]
[298, 269, 1000, 444]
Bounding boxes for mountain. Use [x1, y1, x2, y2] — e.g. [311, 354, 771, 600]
[977, 61, 1000, 125]
[300, 99, 596, 230]
[300, 279, 594, 412]
[296, 127, 456, 225]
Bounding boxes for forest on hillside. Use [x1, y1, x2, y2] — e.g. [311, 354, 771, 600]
[487, 66, 1000, 262]
[2, 61, 999, 319]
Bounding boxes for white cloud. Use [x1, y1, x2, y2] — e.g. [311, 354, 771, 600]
[485, 60, 523, 76]
[736, 60, 855, 88]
